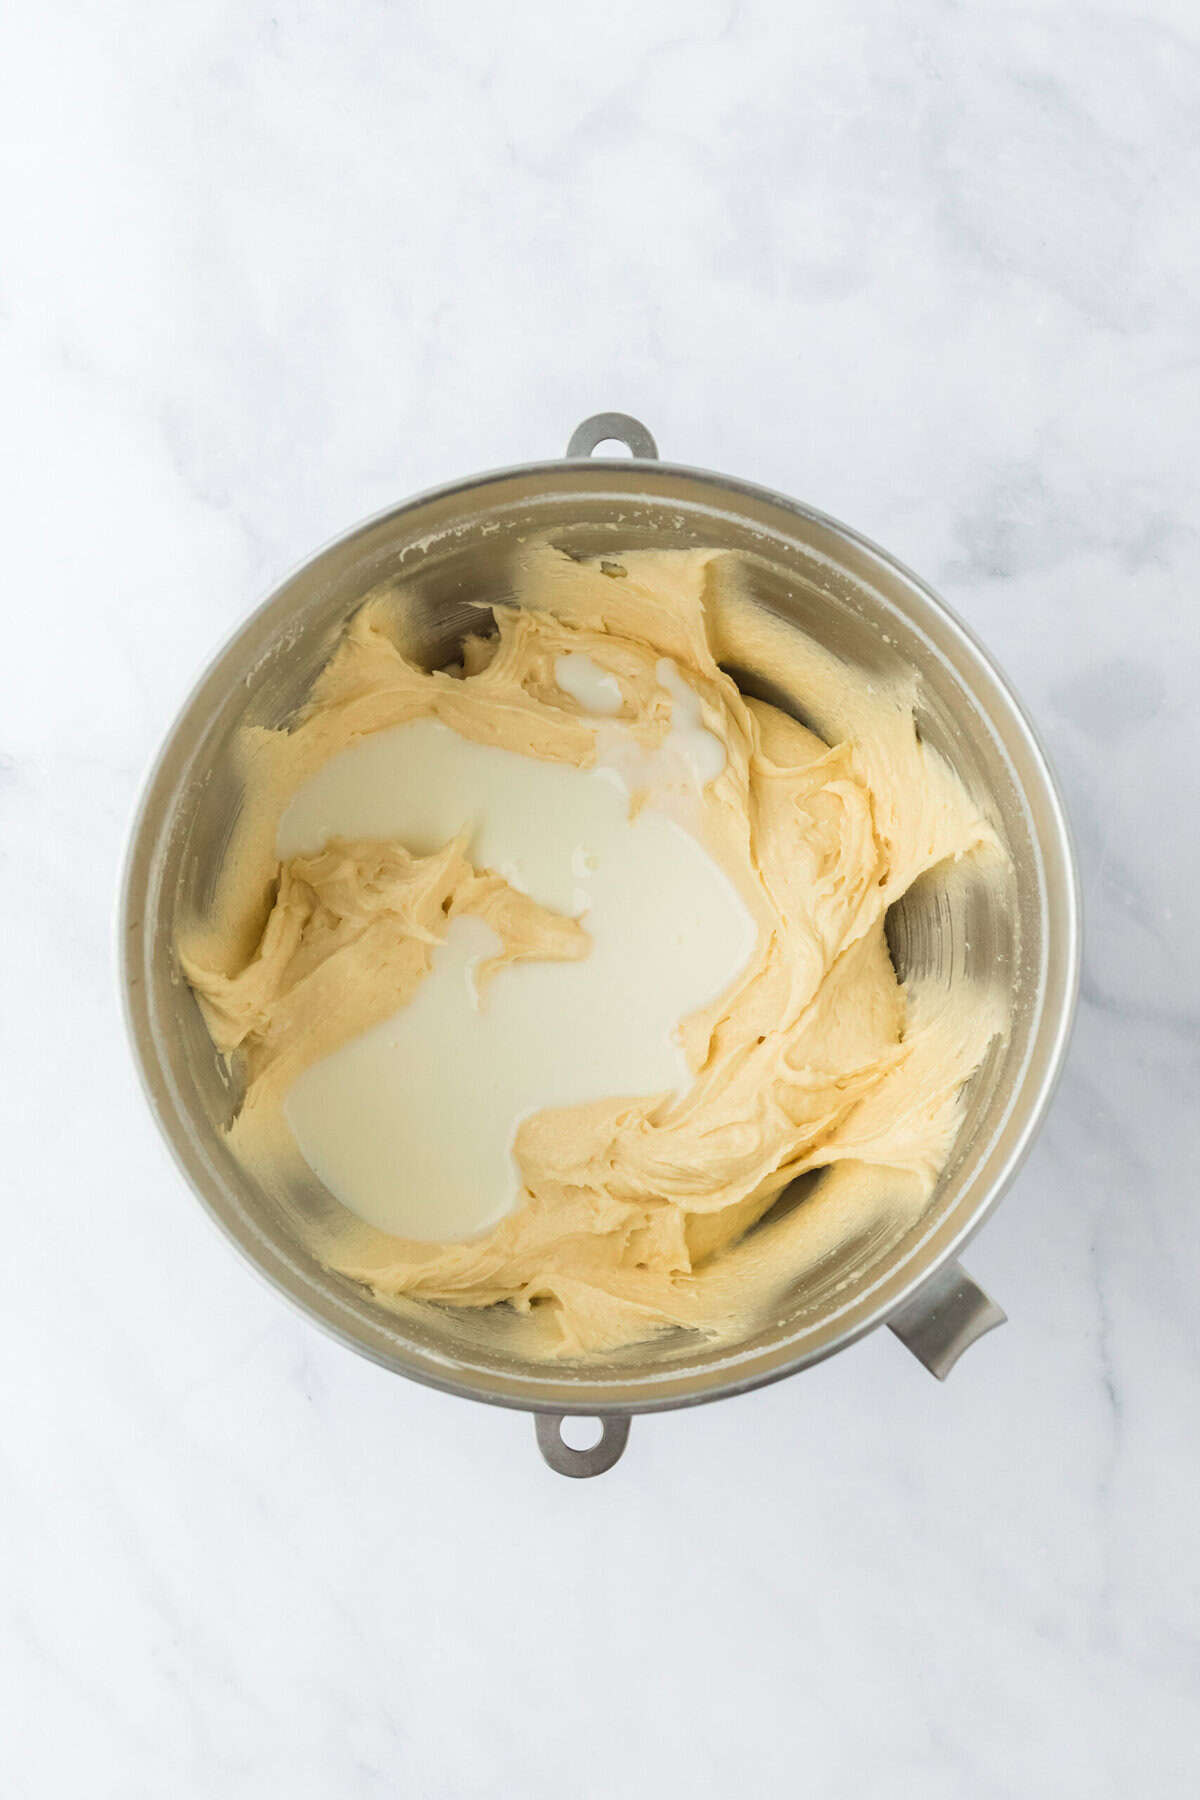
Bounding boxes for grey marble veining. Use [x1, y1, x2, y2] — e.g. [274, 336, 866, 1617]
[2, 1, 1197, 1794]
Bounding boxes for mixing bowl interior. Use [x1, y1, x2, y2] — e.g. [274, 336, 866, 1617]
[124, 461, 1075, 1413]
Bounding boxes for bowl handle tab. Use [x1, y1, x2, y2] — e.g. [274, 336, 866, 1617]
[888, 1260, 1006, 1379]
[534, 1413, 631, 1478]
[565, 413, 659, 461]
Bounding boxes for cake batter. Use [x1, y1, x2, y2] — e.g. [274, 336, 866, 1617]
[180, 545, 1006, 1357]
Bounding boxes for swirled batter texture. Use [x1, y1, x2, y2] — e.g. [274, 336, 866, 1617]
[181, 546, 1006, 1358]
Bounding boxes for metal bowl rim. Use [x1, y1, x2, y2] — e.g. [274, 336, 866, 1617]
[119, 450, 1082, 1415]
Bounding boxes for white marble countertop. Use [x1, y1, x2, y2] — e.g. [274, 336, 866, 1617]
[4, 2, 1198, 1794]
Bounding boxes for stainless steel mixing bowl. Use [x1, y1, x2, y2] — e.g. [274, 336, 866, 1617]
[121, 412, 1080, 1477]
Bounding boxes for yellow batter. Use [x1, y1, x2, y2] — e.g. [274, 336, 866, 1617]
[181, 545, 1006, 1358]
